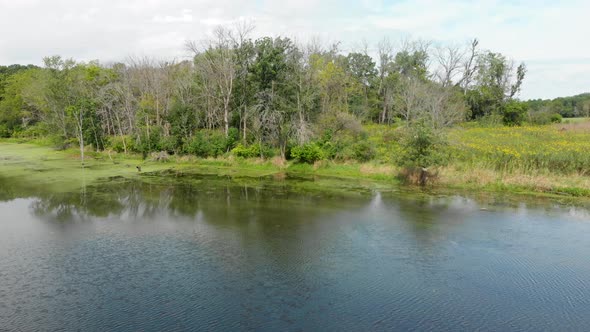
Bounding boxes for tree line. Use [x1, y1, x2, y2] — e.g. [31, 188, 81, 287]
[0, 25, 527, 162]
[526, 93, 590, 119]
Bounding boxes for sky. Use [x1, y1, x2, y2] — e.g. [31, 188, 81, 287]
[0, 0, 588, 100]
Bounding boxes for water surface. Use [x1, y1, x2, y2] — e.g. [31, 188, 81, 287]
[1, 175, 589, 331]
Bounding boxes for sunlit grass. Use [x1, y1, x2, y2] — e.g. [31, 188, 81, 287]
[447, 124, 590, 174]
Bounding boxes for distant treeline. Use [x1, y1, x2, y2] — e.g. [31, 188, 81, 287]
[0, 27, 529, 161]
[526, 93, 590, 118]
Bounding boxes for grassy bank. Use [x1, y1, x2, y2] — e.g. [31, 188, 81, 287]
[2, 119, 590, 198]
[0, 141, 399, 194]
[1, 129, 590, 200]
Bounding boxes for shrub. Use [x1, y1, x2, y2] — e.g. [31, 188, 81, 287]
[397, 124, 448, 169]
[350, 140, 376, 162]
[0, 124, 10, 138]
[550, 113, 563, 123]
[395, 124, 448, 186]
[231, 143, 274, 159]
[108, 135, 135, 153]
[232, 143, 258, 158]
[529, 112, 563, 125]
[183, 130, 233, 158]
[135, 128, 163, 156]
[208, 131, 227, 157]
[225, 127, 239, 151]
[159, 135, 180, 154]
[502, 100, 528, 126]
[186, 132, 209, 157]
[528, 111, 552, 125]
[13, 124, 47, 139]
[290, 143, 325, 163]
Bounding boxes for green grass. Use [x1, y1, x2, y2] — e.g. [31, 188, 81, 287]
[0, 141, 396, 194]
[562, 117, 590, 123]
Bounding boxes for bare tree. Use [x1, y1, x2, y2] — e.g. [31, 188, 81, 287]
[187, 26, 237, 137]
[396, 76, 427, 124]
[377, 38, 395, 124]
[458, 38, 479, 93]
[433, 45, 464, 87]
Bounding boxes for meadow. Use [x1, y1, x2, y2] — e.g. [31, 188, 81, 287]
[365, 119, 590, 197]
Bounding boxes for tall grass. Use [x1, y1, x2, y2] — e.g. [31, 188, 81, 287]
[448, 124, 590, 175]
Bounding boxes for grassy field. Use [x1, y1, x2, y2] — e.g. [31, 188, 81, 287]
[366, 121, 590, 197]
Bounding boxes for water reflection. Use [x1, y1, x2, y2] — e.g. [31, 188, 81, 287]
[1, 174, 590, 331]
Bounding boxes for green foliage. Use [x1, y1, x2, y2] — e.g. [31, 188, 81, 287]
[290, 143, 325, 163]
[528, 111, 563, 125]
[550, 113, 563, 123]
[349, 140, 376, 162]
[135, 128, 162, 157]
[502, 100, 528, 126]
[185, 130, 234, 158]
[232, 143, 260, 158]
[231, 143, 274, 159]
[207, 131, 228, 157]
[13, 124, 48, 139]
[0, 124, 10, 138]
[226, 127, 240, 151]
[168, 102, 198, 139]
[159, 135, 180, 154]
[397, 124, 448, 169]
[186, 132, 209, 157]
[108, 135, 135, 153]
[526, 93, 590, 118]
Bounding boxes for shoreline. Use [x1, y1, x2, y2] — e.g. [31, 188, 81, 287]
[1, 141, 589, 203]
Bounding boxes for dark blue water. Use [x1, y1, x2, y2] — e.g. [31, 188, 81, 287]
[1, 177, 589, 331]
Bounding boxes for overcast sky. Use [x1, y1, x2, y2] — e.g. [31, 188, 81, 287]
[0, 0, 588, 100]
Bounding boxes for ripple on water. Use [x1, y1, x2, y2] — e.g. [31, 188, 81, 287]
[1, 184, 590, 331]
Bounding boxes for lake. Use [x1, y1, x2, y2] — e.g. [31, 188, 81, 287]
[1, 174, 589, 331]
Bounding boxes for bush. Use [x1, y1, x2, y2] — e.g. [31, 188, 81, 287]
[350, 140, 376, 162]
[13, 124, 47, 139]
[226, 127, 239, 151]
[159, 135, 180, 154]
[0, 124, 10, 138]
[528, 112, 562, 125]
[135, 128, 163, 156]
[231, 143, 274, 159]
[502, 100, 528, 126]
[183, 130, 234, 158]
[528, 111, 552, 125]
[108, 135, 135, 153]
[186, 132, 209, 157]
[232, 143, 258, 158]
[397, 124, 448, 169]
[290, 143, 325, 163]
[208, 131, 227, 157]
[550, 113, 563, 123]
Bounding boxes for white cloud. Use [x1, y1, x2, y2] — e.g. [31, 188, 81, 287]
[153, 9, 193, 23]
[0, 0, 587, 99]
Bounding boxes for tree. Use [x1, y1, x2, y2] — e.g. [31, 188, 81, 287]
[0, 68, 41, 136]
[466, 51, 526, 119]
[187, 27, 237, 137]
[433, 45, 464, 87]
[250, 37, 299, 159]
[345, 52, 377, 118]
